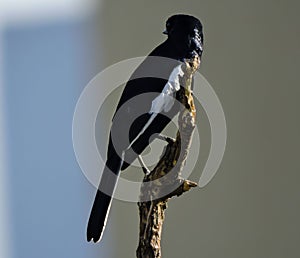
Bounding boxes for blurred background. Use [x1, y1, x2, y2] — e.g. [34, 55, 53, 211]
[0, 0, 299, 258]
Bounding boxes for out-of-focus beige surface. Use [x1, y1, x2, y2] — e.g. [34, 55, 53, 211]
[94, 1, 300, 257]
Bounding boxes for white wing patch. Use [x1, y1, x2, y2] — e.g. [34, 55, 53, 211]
[149, 64, 184, 114]
[126, 64, 183, 150]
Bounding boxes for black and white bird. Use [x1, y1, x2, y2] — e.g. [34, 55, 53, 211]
[87, 14, 203, 243]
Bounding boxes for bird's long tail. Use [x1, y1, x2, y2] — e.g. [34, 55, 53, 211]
[87, 154, 123, 242]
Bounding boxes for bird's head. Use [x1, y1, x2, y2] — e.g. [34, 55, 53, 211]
[163, 14, 203, 59]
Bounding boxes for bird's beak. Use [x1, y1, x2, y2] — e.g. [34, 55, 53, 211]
[162, 30, 168, 35]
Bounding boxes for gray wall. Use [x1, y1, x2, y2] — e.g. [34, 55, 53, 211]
[93, 0, 300, 257]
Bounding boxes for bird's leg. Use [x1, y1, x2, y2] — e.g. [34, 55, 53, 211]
[138, 155, 151, 175]
[156, 134, 176, 143]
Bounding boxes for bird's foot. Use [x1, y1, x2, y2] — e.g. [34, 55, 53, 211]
[138, 155, 151, 176]
[156, 134, 176, 143]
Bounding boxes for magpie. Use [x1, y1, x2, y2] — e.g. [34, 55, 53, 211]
[87, 14, 203, 243]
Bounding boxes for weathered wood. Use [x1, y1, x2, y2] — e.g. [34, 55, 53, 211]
[136, 56, 200, 258]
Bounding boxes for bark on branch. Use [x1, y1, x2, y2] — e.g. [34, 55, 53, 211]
[136, 56, 200, 258]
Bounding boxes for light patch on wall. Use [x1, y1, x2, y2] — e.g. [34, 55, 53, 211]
[0, 0, 99, 25]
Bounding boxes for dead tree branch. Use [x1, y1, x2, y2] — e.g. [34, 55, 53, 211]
[136, 56, 200, 258]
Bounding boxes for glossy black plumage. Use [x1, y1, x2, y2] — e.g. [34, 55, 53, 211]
[87, 14, 203, 243]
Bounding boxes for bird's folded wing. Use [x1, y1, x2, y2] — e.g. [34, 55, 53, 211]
[149, 64, 183, 114]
